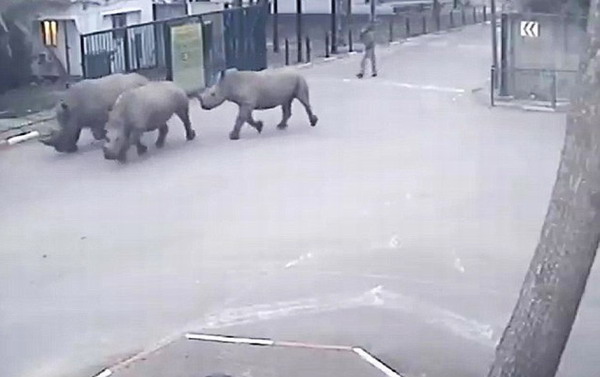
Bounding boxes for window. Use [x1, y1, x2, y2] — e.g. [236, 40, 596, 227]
[41, 20, 58, 47]
[111, 13, 127, 29]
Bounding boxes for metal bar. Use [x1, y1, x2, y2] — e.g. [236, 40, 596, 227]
[123, 28, 130, 72]
[499, 13, 508, 96]
[331, 0, 337, 54]
[306, 36, 311, 62]
[490, 65, 495, 107]
[389, 20, 393, 42]
[285, 38, 289, 65]
[370, 0, 376, 22]
[472, 6, 476, 24]
[461, 6, 465, 25]
[422, 14, 426, 34]
[273, 0, 279, 52]
[80, 34, 87, 78]
[405, 16, 410, 36]
[551, 72, 557, 108]
[296, 0, 303, 63]
[490, 0, 498, 85]
[325, 32, 330, 58]
[450, 10, 454, 28]
[348, 28, 353, 52]
[483, 5, 487, 22]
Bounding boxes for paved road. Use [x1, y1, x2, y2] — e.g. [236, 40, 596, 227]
[2, 24, 596, 377]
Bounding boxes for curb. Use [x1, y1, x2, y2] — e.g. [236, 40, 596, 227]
[0, 130, 42, 149]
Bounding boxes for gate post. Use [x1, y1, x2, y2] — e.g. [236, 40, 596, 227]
[273, 0, 279, 52]
[123, 28, 131, 72]
[296, 0, 303, 63]
[499, 13, 508, 96]
[80, 34, 87, 78]
[331, 0, 337, 53]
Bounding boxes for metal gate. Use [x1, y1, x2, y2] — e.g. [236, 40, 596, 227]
[81, 3, 268, 82]
[494, 12, 587, 105]
[223, 3, 268, 71]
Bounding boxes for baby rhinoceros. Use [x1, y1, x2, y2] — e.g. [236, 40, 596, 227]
[102, 81, 196, 162]
[197, 68, 318, 140]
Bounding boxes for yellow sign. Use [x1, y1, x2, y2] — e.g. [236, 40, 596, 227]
[171, 23, 205, 93]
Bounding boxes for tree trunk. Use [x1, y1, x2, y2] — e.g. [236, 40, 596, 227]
[487, 1, 600, 376]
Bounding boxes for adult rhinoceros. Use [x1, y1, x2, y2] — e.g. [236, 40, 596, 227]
[197, 68, 318, 140]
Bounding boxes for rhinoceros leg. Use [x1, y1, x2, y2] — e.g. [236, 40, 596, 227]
[230, 105, 253, 140]
[56, 126, 82, 153]
[91, 126, 107, 141]
[129, 129, 147, 156]
[175, 105, 196, 141]
[156, 124, 168, 148]
[296, 82, 319, 127]
[247, 113, 263, 134]
[277, 101, 292, 130]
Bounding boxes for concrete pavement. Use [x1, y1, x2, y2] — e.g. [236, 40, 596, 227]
[2, 23, 596, 377]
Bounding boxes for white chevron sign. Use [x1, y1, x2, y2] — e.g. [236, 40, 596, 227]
[520, 21, 540, 37]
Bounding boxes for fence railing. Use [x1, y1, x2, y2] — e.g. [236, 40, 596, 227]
[80, 3, 268, 86]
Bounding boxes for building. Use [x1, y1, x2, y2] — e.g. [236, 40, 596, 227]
[32, 0, 154, 78]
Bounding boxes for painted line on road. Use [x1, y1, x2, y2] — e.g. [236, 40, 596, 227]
[337, 78, 466, 94]
[353, 347, 404, 377]
[186, 333, 274, 346]
[93, 369, 112, 377]
[186, 332, 352, 351]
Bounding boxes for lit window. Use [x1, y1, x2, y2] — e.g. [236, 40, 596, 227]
[41, 20, 58, 47]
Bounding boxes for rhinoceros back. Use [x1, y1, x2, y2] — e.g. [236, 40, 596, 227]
[58, 73, 148, 127]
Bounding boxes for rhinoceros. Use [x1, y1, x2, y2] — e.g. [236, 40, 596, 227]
[102, 81, 196, 162]
[197, 68, 318, 140]
[40, 73, 149, 153]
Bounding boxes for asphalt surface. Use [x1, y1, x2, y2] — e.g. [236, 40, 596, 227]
[2, 23, 598, 377]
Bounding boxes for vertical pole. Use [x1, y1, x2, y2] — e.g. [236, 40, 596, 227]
[273, 0, 279, 52]
[123, 27, 130, 72]
[499, 13, 508, 96]
[551, 72, 557, 109]
[461, 6, 466, 25]
[405, 16, 410, 36]
[389, 20, 393, 42]
[331, 0, 337, 53]
[422, 14, 426, 34]
[450, 10, 454, 28]
[285, 38, 289, 65]
[348, 29, 353, 52]
[490, 0, 498, 85]
[370, 0, 376, 22]
[490, 65, 495, 106]
[483, 5, 487, 22]
[325, 32, 330, 58]
[306, 36, 311, 62]
[80, 34, 86, 78]
[296, 0, 303, 63]
[473, 6, 477, 23]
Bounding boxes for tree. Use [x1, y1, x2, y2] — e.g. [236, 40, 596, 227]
[487, 0, 600, 376]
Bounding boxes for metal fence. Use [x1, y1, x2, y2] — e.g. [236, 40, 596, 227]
[80, 2, 268, 85]
[494, 12, 587, 106]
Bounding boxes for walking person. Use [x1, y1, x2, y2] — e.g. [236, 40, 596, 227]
[357, 22, 377, 78]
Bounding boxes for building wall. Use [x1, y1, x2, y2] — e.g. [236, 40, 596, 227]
[32, 0, 154, 78]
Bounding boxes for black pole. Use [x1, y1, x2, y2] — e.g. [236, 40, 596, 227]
[499, 13, 508, 96]
[273, 0, 279, 52]
[450, 10, 454, 28]
[473, 6, 477, 23]
[285, 38, 290, 65]
[461, 6, 466, 25]
[422, 15, 426, 34]
[331, 0, 337, 53]
[490, 65, 495, 107]
[296, 0, 303, 63]
[490, 0, 498, 86]
[348, 28, 353, 52]
[325, 32, 330, 58]
[306, 36, 311, 62]
[405, 16, 410, 37]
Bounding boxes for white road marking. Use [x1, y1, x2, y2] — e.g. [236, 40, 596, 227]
[93, 370, 112, 377]
[353, 347, 404, 377]
[334, 78, 465, 94]
[284, 252, 313, 268]
[323, 57, 338, 62]
[186, 333, 274, 346]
